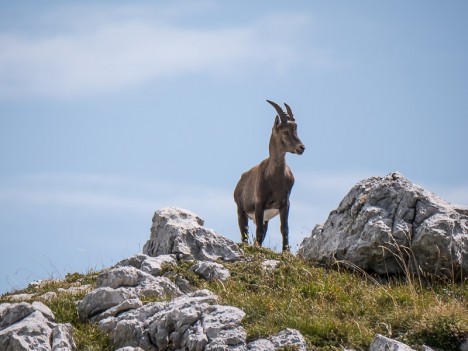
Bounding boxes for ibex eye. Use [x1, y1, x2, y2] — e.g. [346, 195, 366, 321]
[283, 131, 289, 136]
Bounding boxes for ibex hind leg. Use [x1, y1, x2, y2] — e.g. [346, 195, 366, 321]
[237, 210, 249, 243]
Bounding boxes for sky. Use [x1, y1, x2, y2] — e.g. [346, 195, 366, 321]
[1, 1, 467, 293]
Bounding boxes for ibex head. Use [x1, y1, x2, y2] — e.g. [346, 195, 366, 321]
[267, 100, 305, 155]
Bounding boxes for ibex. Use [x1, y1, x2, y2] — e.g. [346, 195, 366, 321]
[234, 100, 305, 251]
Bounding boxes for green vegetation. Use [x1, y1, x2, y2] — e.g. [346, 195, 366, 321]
[178, 245, 468, 351]
[0, 271, 110, 351]
[1, 246, 467, 351]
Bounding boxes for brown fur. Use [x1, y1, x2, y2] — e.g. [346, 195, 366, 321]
[233, 100, 305, 251]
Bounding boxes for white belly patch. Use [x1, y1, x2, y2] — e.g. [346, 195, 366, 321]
[247, 209, 279, 223]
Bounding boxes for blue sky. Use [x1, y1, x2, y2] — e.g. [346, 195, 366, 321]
[1, 1, 467, 293]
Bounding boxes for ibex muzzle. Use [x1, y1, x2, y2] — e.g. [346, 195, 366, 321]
[233, 100, 305, 251]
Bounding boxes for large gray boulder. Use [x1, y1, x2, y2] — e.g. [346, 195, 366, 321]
[98, 289, 247, 351]
[299, 172, 468, 278]
[0, 301, 76, 351]
[143, 208, 243, 262]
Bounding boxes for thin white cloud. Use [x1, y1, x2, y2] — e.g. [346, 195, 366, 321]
[0, 4, 333, 98]
[0, 173, 234, 217]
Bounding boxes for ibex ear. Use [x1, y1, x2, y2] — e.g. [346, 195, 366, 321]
[273, 115, 281, 130]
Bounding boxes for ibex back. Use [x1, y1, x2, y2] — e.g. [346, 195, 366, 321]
[233, 100, 305, 251]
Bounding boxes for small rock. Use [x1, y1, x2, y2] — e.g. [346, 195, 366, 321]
[76, 287, 138, 321]
[136, 276, 182, 298]
[141, 255, 177, 276]
[95, 265, 182, 299]
[247, 338, 275, 350]
[369, 334, 415, 351]
[115, 254, 151, 270]
[190, 261, 231, 281]
[262, 259, 280, 271]
[116, 254, 177, 277]
[39, 291, 58, 300]
[269, 328, 307, 351]
[96, 266, 151, 289]
[174, 275, 195, 294]
[94, 299, 143, 322]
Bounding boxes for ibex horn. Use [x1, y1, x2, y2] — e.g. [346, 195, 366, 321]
[266, 100, 287, 124]
[284, 103, 295, 121]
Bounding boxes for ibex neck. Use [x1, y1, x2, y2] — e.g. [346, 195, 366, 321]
[268, 134, 286, 167]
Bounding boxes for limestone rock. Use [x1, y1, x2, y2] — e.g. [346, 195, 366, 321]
[96, 266, 151, 289]
[299, 172, 468, 278]
[98, 289, 248, 351]
[0, 301, 76, 351]
[369, 334, 415, 351]
[269, 328, 307, 351]
[76, 287, 138, 321]
[115, 254, 177, 276]
[247, 338, 275, 350]
[77, 264, 182, 322]
[143, 207, 243, 262]
[247, 328, 307, 351]
[262, 259, 280, 271]
[96, 266, 182, 298]
[51, 323, 75, 351]
[190, 261, 231, 281]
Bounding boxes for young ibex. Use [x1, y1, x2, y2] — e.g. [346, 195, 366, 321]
[234, 100, 305, 251]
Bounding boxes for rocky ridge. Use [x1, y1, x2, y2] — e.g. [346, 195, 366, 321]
[1, 175, 467, 350]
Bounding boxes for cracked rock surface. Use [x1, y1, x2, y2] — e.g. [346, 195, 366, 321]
[143, 207, 243, 262]
[0, 301, 76, 351]
[98, 289, 247, 351]
[299, 172, 468, 277]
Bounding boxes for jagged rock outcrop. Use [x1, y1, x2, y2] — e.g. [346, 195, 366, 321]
[76, 265, 183, 322]
[299, 172, 468, 278]
[143, 208, 243, 262]
[0, 301, 76, 351]
[71, 206, 309, 351]
[98, 289, 246, 350]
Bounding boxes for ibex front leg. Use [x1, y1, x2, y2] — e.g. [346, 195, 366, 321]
[237, 209, 249, 243]
[280, 203, 290, 251]
[254, 207, 266, 246]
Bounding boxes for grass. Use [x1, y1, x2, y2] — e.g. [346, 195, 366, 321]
[1, 271, 111, 351]
[182, 245, 468, 351]
[1, 246, 467, 351]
